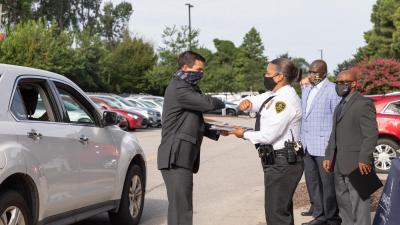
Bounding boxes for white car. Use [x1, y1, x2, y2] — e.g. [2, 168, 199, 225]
[126, 98, 163, 115]
[0, 64, 146, 225]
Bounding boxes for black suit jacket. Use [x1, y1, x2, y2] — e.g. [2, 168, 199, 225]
[325, 92, 378, 175]
[157, 78, 225, 173]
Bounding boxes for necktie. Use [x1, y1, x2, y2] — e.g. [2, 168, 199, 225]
[336, 99, 346, 122]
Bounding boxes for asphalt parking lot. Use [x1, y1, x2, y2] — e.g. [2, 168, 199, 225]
[74, 116, 380, 225]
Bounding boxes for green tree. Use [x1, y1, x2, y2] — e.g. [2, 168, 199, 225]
[361, 0, 400, 58]
[0, 0, 34, 27]
[69, 30, 109, 91]
[99, 1, 133, 48]
[103, 33, 157, 93]
[201, 39, 241, 93]
[0, 19, 75, 75]
[236, 27, 267, 92]
[34, 0, 74, 30]
[71, 0, 102, 34]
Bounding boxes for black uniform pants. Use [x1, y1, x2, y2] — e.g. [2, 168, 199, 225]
[161, 167, 194, 225]
[264, 157, 304, 225]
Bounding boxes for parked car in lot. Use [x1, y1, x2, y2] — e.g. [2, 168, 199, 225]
[0, 64, 146, 225]
[90, 96, 148, 130]
[368, 93, 400, 173]
[129, 95, 164, 107]
[92, 95, 161, 127]
[125, 98, 163, 115]
[206, 101, 245, 116]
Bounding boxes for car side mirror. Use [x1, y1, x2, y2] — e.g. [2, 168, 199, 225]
[101, 105, 108, 110]
[103, 111, 119, 126]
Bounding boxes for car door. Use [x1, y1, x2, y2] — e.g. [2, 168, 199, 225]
[380, 100, 400, 138]
[52, 81, 118, 207]
[9, 77, 82, 218]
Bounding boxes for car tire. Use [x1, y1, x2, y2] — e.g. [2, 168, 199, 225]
[226, 109, 237, 117]
[373, 138, 400, 173]
[0, 190, 31, 225]
[249, 112, 257, 118]
[109, 165, 145, 225]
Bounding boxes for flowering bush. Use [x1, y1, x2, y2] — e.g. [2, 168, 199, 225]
[350, 58, 400, 95]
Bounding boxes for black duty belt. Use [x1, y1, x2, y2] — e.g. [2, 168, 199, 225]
[274, 149, 288, 158]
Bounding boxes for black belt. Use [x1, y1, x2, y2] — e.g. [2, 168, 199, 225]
[274, 149, 288, 158]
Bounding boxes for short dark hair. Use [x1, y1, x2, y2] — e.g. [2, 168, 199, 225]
[270, 58, 300, 84]
[178, 51, 206, 69]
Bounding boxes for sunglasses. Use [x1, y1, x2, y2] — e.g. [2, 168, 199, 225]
[265, 73, 281, 78]
[334, 80, 355, 85]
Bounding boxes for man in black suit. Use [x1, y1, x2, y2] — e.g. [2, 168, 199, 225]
[323, 70, 378, 225]
[158, 51, 225, 225]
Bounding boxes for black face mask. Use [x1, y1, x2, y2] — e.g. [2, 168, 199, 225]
[264, 76, 277, 91]
[335, 83, 351, 97]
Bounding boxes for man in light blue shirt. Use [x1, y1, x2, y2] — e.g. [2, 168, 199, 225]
[301, 60, 341, 225]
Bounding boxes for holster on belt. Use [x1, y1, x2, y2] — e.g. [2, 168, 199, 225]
[257, 144, 275, 167]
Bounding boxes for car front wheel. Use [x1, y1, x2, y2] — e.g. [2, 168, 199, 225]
[109, 165, 145, 225]
[373, 138, 400, 173]
[0, 190, 31, 225]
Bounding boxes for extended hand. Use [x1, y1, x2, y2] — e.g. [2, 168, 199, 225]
[323, 160, 331, 173]
[231, 127, 246, 138]
[220, 131, 230, 136]
[239, 100, 252, 111]
[359, 162, 372, 175]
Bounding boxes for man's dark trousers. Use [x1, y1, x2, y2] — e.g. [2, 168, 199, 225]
[161, 167, 193, 225]
[264, 157, 304, 225]
[304, 150, 341, 224]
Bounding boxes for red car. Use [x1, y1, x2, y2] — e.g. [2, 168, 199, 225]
[90, 96, 148, 130]
[368, 93, 400, 173]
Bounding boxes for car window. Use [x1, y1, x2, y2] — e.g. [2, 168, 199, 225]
[101, 98, 121, 109]
[99, 97, 123, 108]
[56, 86, 95, 125]
[10, 82, 56, 122]
[115, 97, 134, 107]
[384, 101, 400, 115]
[92, 99, 109, 109]
[127, 100, 140, 107]
[141, 101, 157, 109]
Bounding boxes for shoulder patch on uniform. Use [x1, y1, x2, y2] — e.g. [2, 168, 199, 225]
[275, 101, 286, 113]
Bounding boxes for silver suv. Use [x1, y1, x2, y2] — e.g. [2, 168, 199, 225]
[0, 64, 146, 225]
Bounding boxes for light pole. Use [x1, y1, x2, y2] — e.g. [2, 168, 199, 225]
[318, 49, 324, 60]
[185, 3, 194, 50]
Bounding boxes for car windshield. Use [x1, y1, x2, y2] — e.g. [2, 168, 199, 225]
[99, 97, 123, 109]
[139, 100, 157, 108]
[114, 96, 136, 107]
[101, 98, 122, 109]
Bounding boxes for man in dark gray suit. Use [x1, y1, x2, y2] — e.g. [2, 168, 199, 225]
[158, 51, 225, 225]
[323, 70, 378, 225]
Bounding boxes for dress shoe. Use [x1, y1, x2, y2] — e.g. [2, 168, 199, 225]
[301, 219, 326, 225]
[301, 211, 313, 216]
[301, 205, 314, 216]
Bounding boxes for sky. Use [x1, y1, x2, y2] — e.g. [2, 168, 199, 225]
[113, 0, 377, 73]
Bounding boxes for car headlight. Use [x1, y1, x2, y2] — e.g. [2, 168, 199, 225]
[127, 114, 139, 120]
[148, 110, 155, 116]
